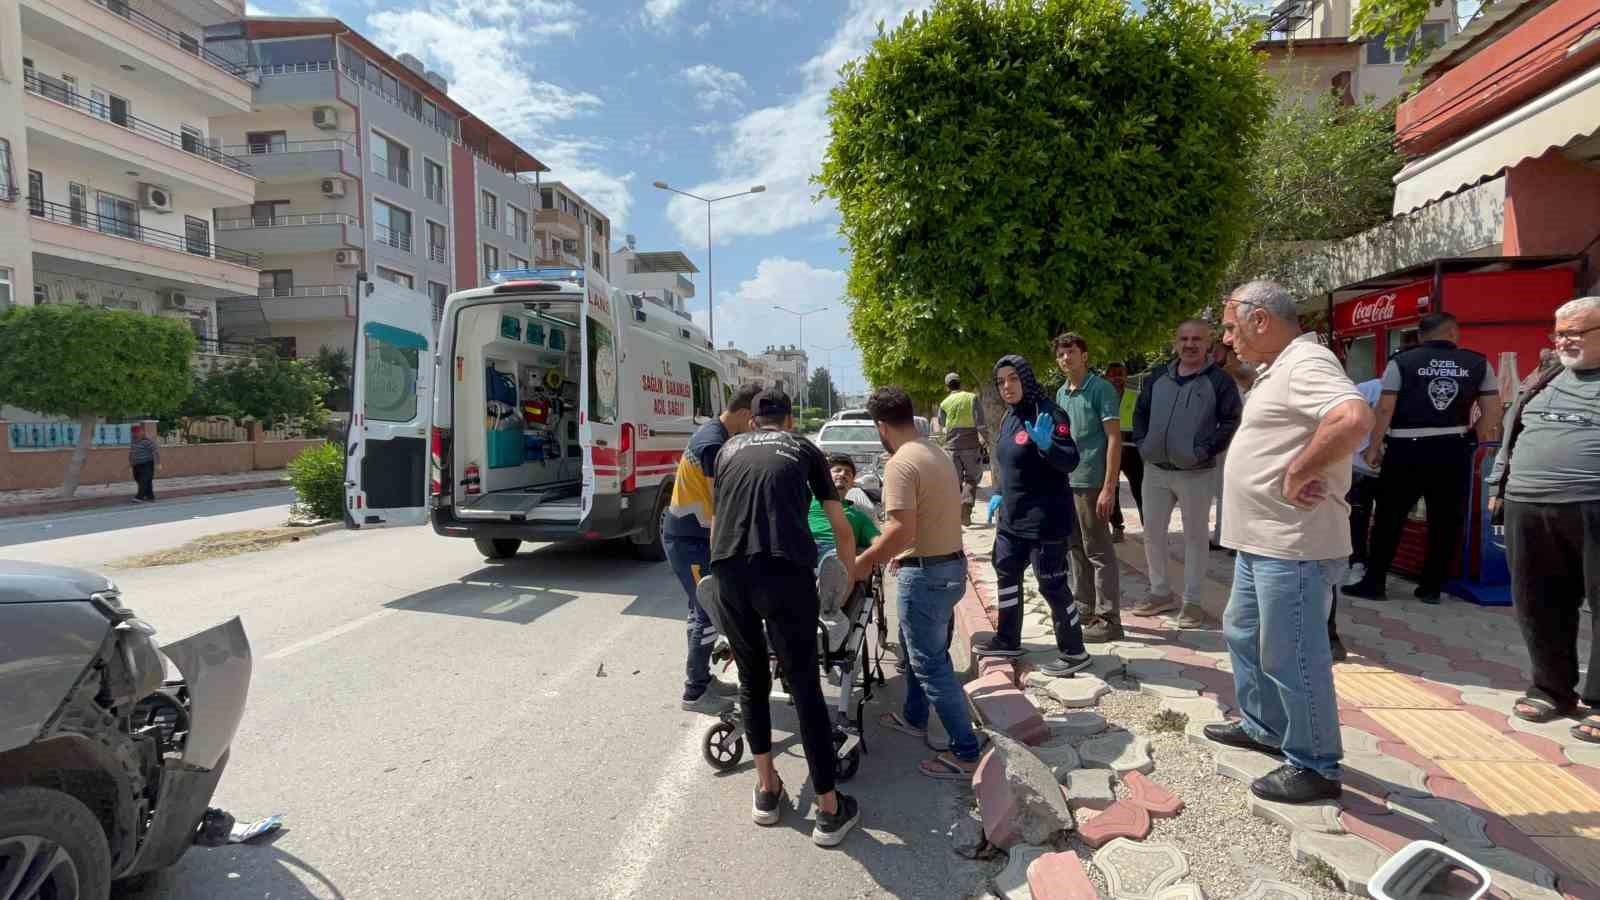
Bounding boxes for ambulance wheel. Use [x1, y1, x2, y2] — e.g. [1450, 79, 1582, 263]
[629, 482, 671, 562]
[835, 734, 862, 782]
[475, 538, 521, 560]
[703, 722, 744, 770]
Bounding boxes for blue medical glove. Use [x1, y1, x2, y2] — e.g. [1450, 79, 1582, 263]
[1026, 417, 1055, 448]
[986, 493, 1002, 523]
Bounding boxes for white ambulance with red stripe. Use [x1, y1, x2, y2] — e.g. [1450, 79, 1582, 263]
[343, 267, 728, 561]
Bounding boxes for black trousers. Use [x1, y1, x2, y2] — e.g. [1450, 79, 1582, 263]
[1348, 472, 1379, 566]
[1505, 499, 1600, 709]
[992, 531, 1084, 656]
[1110, 438, 1142, 531]
[132, 461, 156, 501]
[705, 554, 837, 796]
[1364, 435, 1471, 593]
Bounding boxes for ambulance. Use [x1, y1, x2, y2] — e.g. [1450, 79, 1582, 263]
[343, 267, 728, 561]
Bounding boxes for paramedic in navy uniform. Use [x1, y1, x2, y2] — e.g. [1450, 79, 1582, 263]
[1345, 313, 1500, 604]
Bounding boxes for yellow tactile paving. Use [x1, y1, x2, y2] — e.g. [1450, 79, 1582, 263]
[1332, 661, 1393, 675]
[1533, 837, 1600, 885]
[1365, 709, 1539, 761]
[1441, 761, 1600, 838]
[1335, 673, 1455, 709]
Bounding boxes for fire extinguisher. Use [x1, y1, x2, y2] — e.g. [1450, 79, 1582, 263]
[463, 461, 482, 495]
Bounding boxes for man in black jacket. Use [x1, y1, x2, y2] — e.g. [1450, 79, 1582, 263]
[973, 355, 1093, 677]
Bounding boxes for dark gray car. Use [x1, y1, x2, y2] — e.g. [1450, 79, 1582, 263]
[0, 560, 252, 899]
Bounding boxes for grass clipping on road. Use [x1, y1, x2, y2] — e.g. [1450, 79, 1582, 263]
[113, 527, 319, 568]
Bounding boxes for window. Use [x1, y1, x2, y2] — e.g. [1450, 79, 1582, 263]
[34, 284, 50, 304]
[0, 139, 13, 200]
[375, 266, 414, 290]
[105, 93, 130, 128]
[540, 188, 554, 209]
[428, 221, 447, 264]
[69, 183, 86, 226]
[184, 216, 210, 256]
[424, 159, 445, 202]
[379, 71, 398, 101]
[246, 131, 287, 154]
[251, 200, 286, 227]
[510, 255, 528, 270]
[371, 131, 410, 187]
[689, 363, 721, 420]
[429, 281, 448, 324]
[0, 268, 11, 309]
[1366, 23, 1447, 65]
[372, 199, 413, 252]
[587, 317, 618, 423]
[512, 206, 528, 242]
[362, 322, 422, 423]
[260, 270, 294, 297]
[422, 99, 436, 126]
[482, 243, 499, 280]
[28, 170, 43, 216]
[180, 124, 204, 157]
[96, 192, 138, 238]
[480, 191, 498, 229]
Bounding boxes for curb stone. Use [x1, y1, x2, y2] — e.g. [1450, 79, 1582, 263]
[0, 478, 289, 520]
[1212, 749, 1281, 784]
[1246, 794, 1345, 835]
[1287, 830, 1387, 898]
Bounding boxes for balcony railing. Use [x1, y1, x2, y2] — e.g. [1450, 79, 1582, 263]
[482, 211, 498, 230]
[428, 243, 448, 264]
[220, 136, 359, 157]
[252, 61, 336, 77]
[374, 159, 410, 188]
[216, 213, 358, 230]
[373, 223, 412, 252]
[0, 184, 16, 202]
[257, 284, 351, 299]
[86, 0, 251, 79]
[24, 72, 251, 174]
[29, 197, 258, 266]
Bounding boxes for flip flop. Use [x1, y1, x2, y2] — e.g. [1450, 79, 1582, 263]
[879, 711, 927, 738]
[919, 753, 978, 781]
[1513, 693, 1573, 723]
[1571, 714, 1600, 745]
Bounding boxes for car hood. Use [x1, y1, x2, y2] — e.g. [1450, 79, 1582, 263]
[0, 559, 116, 604]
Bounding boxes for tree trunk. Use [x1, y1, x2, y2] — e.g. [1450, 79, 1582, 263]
[59, 414, 99, 499]
[979, 381, 1007, 490]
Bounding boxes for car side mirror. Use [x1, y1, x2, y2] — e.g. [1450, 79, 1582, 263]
[1368, 841, 1491, 900]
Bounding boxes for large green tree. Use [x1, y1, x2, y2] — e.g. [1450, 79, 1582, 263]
[185, 350, 331, 433]
[817, 0, 1273, 402]
[806, 366, 843, 415]
[0, 305, 195, 497]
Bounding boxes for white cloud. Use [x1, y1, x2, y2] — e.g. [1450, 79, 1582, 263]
[691, 21, 712, 38]
[643, 0, 689, 24]
[711, 0, 800, 20]
[367, 1, 636, 226]
[681, 64, 749, 111]
[294, 0, 331, 15]
[692, 257, 866, 391]
[665, 0, 928, 246]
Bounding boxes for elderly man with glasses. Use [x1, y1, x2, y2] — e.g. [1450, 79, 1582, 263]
[1489, 296, 1600, 746]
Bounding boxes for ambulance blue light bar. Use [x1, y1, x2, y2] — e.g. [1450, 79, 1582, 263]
[488, 267, 585, 286]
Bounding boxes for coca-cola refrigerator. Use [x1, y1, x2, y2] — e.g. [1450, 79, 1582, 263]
[1327, 257, 1581, 587]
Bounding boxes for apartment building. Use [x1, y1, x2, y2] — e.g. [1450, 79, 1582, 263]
[2, 0, 259, 348]
[535, 179, 609, 280]
[610, 241, 696, 321]
[202, 17, 551, 357]
[718, 345, 780, 392]
[1256, 0, 1458, 106]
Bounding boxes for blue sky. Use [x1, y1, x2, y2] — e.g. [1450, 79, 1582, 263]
[245, 0, 932, 391]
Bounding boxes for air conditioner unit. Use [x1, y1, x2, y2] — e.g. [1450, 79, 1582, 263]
[334, 249, 360, 268]
[320, 178, 346, 198]
[140, 184, 174, 214]
[159, 290, 189, 311]
[312, 106, 338, 130]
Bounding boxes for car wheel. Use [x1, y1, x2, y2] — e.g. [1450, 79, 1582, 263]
[0, 786, 111, 900]
[475, 538, 521, 560]
[629, 482, 670, 562]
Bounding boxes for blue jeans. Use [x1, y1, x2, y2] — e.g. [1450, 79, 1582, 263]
[897, 558, 982, 762]
[1223, 552, 1347, 780]
[664, 533, 716, 699]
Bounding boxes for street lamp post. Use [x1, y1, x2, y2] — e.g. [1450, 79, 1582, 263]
[774, 305, 827, 412]
[651, 181, 765, 345]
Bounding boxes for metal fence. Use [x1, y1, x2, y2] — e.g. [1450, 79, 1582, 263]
[7, 418, 324, 450]
[24, 71, 250, 173]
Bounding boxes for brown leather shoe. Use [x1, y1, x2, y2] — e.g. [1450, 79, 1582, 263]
[1082, 618, 1124, 643]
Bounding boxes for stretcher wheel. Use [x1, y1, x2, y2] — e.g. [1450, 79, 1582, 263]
[835, 733, 862, 782]
[703, 721, 744, 770]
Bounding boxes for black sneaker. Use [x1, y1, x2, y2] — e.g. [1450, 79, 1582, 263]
[1202, 722, 1284, 757]
[1414, 586, 1442, 605]
[1251, 764, 1341, 804]
[1039, 653, 1093, 677]
[812, 793, 861, 847]
[1341, 579, 1386, 601]
[753, 782, 786, 826]
[973, 638, 1023, 659]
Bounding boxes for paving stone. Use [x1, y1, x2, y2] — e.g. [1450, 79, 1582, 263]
[1039, 674, 1111, 709]
[995, 844, 1047, 899]
[1027, 850, 1098, 900]
[1161, 695, 1227, 725]
[1085, 652, 1128, 679]
[1505, 711, 1585, 746]
[1342, 751, 1432, 798]
[1339, 805, 1437, 854]
[1456, 846, 1563, 900]
[1112, 643, 1173, 660]
[1092, 839, 1188, 900]
[1041, 711, 1108, 739]
[1565, 743, 1600, 768]
[1078, 799, 1153, 848]
[1078, 731, 1155, 774]
[975, 731, 1079, 849]
[1126, 659, 1186, 680]
[1064, 770, 1117, 811]
[1213, 749, 1281, 784]
[1174, 629, 1229, 652]
[1031, 732, 1084, 782]
[1235, 879, 1312, 900]
[1247, 793, 1345, 835]
[1122, 771, 1184, 817]
[969, 671, 1052, 745]
[1405, 653, 1459, 673]
[1385, 795, 1492, 847]
[1340, 726, 1383, 755]
[1287, 830, 1388, 898]
[1139, 677, 1204, 699]
[1154, 885, 1205, 900]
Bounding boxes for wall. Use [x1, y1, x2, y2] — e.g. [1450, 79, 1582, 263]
[269, 318, 350, 357]
[1504, 150, 1600, 290]
[361, 84, 453, 293]
[474, 157, 537, 283]
[449, 140, 476, 291]
[0, 0, 37, 308]
[0, 430, 323, 490]
[21, 39, 220, 145]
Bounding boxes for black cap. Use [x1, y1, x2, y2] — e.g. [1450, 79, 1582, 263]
[753, 388, 792, 418]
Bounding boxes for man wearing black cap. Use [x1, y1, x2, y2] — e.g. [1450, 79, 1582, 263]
[704, 388, 863, 846]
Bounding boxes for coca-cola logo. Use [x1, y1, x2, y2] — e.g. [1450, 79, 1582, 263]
[1351, 293, 1397, 326]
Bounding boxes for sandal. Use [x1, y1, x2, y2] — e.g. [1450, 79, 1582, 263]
[1571, 714, 1600, 745]
[879, 711, 927, 738]
[1513, 692, 1574, 724]
[919, 752, 979, 781]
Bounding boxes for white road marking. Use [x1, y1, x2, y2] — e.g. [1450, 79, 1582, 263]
[263, 608, 397, 661]
[595, 722, 710, 900]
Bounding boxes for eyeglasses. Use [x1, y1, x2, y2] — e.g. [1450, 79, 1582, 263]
[1550, 324, 1600, 344]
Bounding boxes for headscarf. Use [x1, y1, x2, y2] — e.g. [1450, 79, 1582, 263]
[993, 353, 1048, 418]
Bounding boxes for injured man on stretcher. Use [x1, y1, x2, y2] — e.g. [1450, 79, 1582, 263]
[810, 454, 881, 650]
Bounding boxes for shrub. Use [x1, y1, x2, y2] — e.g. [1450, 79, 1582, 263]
[286, 441, 345, 521]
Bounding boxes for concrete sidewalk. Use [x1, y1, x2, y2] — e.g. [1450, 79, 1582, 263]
[0, 470, 290, 519]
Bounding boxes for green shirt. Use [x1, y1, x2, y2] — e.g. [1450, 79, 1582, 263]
[1056, 373, 1121, 490]
[807, 497, 879, 549]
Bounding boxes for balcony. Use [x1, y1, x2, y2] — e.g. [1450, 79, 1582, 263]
[23, 74, 256, 206]
[219, 136, 357, 184]
[372, 223, 413, 253]
[373, 160, 411, 190]
[215, 212, 363, 255]
[428, 243, 448, 265]
[18, 0, 253, 114]
[218, 284, 353, 328]
[536, 207, 580, 238]
[29, 197, 258, 294]
[537, 253, 583, 270]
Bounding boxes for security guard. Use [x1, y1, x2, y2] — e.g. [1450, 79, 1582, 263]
[936, 372, 987, 525]
[1345, 313, 1500, 604]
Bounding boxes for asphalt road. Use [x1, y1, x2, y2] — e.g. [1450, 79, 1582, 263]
[7, 512, 985, 899]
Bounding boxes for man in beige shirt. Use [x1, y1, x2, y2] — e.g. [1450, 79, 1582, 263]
[1208, 280, 1374, 806]
[854, 387, 981, 780]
